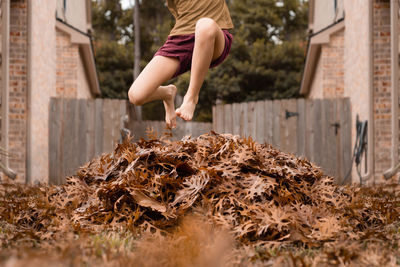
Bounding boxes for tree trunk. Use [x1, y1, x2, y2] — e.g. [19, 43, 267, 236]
[134, 0, 141, 80]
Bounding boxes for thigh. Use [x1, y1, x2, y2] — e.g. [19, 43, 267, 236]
[129, 56, 180, 97]
[212, 26, 226, 61]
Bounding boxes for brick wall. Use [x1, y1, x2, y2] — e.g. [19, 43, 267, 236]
[8, 0, 28, 182]
[321, 29, 345, 98]
[56, 29, 79, 98]
[373, 0, 392, 179]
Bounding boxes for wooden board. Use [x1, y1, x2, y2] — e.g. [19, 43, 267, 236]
[224, 104, 233, 134]
[264, 100, 273, 144]
[49, 98, 62, 184]
[78, 99, 88, 168]
[312, 99, 322, 166]
[62, 98, 79, 180]
[215, 104, 224, 133]
[321, 99, 337, 178]
[340, 98, 352, 184]
[255, 101, 265, 144]
[232, 103, 241, 136]
[296, 98, 306, 157]
[280, 99, 298, 155]
[240, 102, 248, 137]
[85, 99, 96, 162]
[272, 100, 281, 149]
[305, 99, 314, 162]
[94, 99, 104, 156]
[247, 101, 256, 139]
[102, 99, 114, 153]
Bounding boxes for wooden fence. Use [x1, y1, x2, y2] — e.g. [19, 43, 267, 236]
[49, 98, 212, 184]
[49, 98, 127, 184]
[212, 98, 352, 183]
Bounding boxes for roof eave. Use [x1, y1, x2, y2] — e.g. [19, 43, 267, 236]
[300, 20, 345, 96]
[55, 19, 101, 97]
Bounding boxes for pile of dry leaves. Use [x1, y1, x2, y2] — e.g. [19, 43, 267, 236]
[0, 132, 399, 266]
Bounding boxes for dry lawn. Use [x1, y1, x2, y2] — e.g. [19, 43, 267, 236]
[0, 132, 399, 266]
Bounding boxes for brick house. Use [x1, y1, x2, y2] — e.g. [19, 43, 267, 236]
[301, 0, 400, 184]
[0, 0, 100, 184]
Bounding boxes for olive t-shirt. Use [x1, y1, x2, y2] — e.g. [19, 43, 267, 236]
[166, 0, 234, 36]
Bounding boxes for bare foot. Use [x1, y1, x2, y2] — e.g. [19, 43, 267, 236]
[163, 85, 177, 128]
[176, 98, 197, 121]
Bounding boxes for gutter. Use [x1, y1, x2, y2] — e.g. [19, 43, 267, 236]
[55, 18, 101, 97]
[383, 0, 399, 180]
[26, 0, 32, 183]
[300, 19, 345, 96]
[1, 0, 10, 170]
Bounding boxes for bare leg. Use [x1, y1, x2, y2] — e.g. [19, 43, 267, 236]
[128, 56, 179, 128]
[175, 18, 226, 121]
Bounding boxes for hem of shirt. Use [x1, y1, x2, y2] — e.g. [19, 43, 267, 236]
[168, 26, 234, 37]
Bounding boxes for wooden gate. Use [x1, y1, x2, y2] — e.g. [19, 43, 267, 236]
[212, 98, 352, 183]
[49, 98, 212, 184]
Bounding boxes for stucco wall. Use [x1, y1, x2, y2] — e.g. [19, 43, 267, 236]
[313, 0, 344, 33]
[29, 0, 57, 183]
[56, 0, 88, 33]
[343, 0, 371, 184]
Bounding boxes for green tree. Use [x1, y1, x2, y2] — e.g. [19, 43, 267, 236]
[92, 0, 308, 122]
[175, 0, 308, 121]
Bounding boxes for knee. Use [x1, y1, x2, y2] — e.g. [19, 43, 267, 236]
[128, 88, 144, 106]
[195, 18, 218, 39]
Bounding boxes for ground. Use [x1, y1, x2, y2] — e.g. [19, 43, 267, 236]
[0, 132, 399, 266]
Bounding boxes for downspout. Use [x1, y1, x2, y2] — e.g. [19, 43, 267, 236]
[383, 0, 399, 180]
[362, 0, 375, 182]
[1, 0, 10, 170]
[26, 0, 32, 183]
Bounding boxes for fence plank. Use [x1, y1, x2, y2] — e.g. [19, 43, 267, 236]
[49, 98, 62, 184]
[240, 102, 248, 137]
[62, 99, 79, 180]
[272, 100, 281, 149]
[297, 98, 306, 157]
[247, 101, 256, 139]
[94, 99, 104, 156]
[255, 101, 265, 143]
[78, 99, 88, 167]
[340, 98, 352, 184]
[232, 103, 241, 135]
[102, 99, 114, 153]
[322, 99, 337, 177]
[312, 99, 322, 166]
[264, 100, 273, 144]
[216, 104, 224, 133]
[224, 104, 233, 134]
[280, 99, 298, 155]
[305, 99, 314, 161]
[212, 106, 216, 132]
[85, 99, 95, 162]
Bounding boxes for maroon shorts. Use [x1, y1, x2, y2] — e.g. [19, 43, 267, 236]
[154, 30, 233, 78]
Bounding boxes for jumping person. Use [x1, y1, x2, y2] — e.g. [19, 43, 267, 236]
[128, 0, 233, 129]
